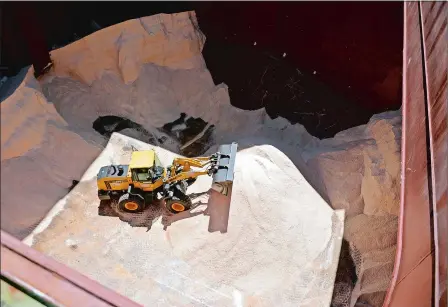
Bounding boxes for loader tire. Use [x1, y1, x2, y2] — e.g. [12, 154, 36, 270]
[118, 193, 145, 213]
[165, 192, 192, 214]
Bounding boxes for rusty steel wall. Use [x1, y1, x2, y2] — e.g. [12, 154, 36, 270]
[384, 2, 447, 307]
[383, 2, 434, 307]
[421, 2, 448, 306]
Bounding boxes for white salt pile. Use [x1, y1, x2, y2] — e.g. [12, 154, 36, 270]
[25, 133, 344, 306]
[307, 111, 401, 306]
[0, 11, 401, 307]
[0, 71, 103, 239]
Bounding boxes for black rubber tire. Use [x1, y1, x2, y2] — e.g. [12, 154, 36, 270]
[165, 192, 192, 214]
[118, 193, 145, 213]
[97, 190, 111, 200]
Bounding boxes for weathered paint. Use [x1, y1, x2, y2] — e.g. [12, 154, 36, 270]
[420, 2, 448, 306]
[384, 2, 447, 306]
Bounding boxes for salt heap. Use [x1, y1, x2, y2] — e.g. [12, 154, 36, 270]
[308, 111, 401, 306]
[0, 11, 401, 307]
[23, 132, 344, 306]
[0, 71, 103, 239]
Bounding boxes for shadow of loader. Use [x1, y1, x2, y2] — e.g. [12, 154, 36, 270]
[98, 190, 222, 232]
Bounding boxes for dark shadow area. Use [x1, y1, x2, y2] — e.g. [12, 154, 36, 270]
[203, 42, 374, 138]
[2, 2, 403, 139]
[98, 199, 164, 230]
[93, 116, 170, 147]
[93, 116, 156, 140]
[93, 114, 214, 157]
[0, 67, 29, 103]
[68, 180, 79, 192]
[98, 199, 119, 218]
[331, 239, 358, 307]
[162, 113, 215, 156]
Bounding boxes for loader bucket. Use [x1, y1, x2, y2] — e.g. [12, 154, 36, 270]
[211, 142, 238, 196]
[208, 142, 237, 234]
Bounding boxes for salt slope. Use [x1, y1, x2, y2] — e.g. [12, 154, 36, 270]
[0, 11, 233, 239]
[306, 110, 401, 306]
[27, 133, 344, 307]
[1, 11, 344, 305]
[0, 69, 103, 239]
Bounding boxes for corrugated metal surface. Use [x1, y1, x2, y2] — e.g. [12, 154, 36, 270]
[384, 2, 447, 306]
[421, 2, 448, 306]
[383, 2, 433, 306]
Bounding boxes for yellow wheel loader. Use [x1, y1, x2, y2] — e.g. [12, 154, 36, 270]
[96, 143, 237, 214]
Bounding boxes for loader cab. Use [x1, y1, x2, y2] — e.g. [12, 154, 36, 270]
[132, 168, 152, 182]
[129, 150, 164, 183]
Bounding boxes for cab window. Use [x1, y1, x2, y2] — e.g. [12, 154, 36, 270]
[154, 154, 162, 167]
[132, 168, 150, 182]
